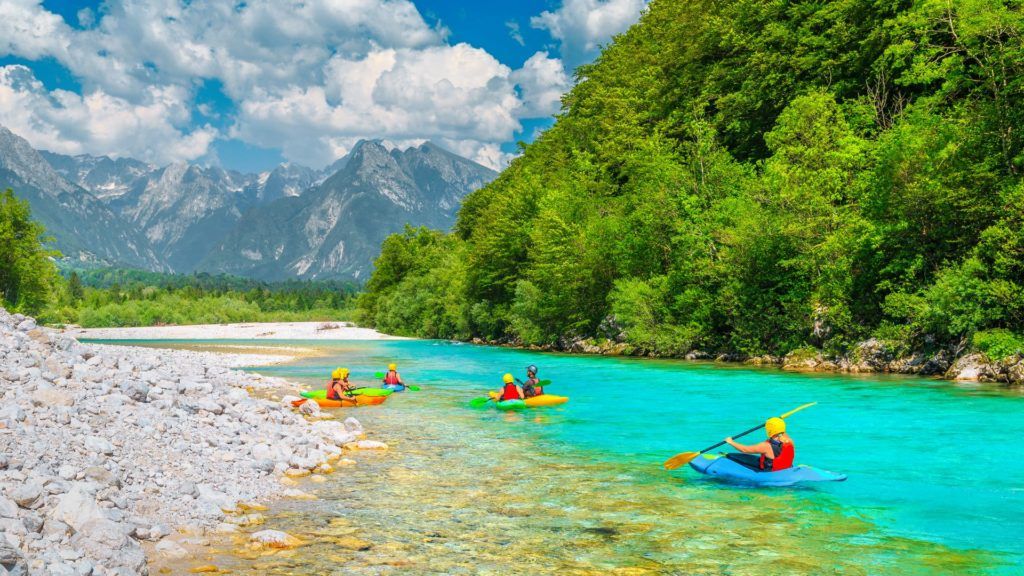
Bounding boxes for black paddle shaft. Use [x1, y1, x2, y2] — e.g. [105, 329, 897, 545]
[697, 423, 764, 455]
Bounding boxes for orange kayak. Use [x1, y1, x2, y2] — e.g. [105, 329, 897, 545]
[291, 395, 388, 409]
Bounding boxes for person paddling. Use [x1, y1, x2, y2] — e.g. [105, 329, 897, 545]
[326, 367, 354, 400]
[382, 363, 405, 390]
[724, 417, 794, 472]
[521, 365, 543, 398]
[498, 373, 524, 401]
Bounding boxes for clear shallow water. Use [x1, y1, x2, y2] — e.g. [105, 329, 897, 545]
[110, 339, 1023, 573]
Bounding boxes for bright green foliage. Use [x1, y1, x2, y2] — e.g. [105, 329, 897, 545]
[357, 0, 1024, 357]
[0, 189, 58, 314]
[973, 329, 1024, 362]
[40, 268, 357, 327]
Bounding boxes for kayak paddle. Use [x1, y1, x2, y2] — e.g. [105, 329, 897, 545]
[468, 396, 492, 408]
[374, 371, 420, 391]
[662, 402, 817, 470]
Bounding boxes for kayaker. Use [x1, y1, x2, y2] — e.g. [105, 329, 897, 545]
[326, 367, 354, 400]
[723, 417, 795, 472]
[382, 363, 404, 388]
[521, 365, 542, 398]
[498, 373, 524, 401]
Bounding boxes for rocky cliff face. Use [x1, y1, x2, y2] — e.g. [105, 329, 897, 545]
[198, 141, 496, 281]
[0, 127, 163, 270]
[2, 124, 494, 280]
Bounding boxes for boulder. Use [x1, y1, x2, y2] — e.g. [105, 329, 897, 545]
[946, 353, 992, 381]
[0, 405, 26, 424]
[0, 540, 26, 576]
[0, 497, 18, 519]
[31, 384, 73, 407]
[9, 481, 43, 509]
[84, 436, 114, 456]
[82, 466, 120, 489]
[342, 417, 363, 434]
[154, 539, 189, 559]
[298, 399, 321, 417]
[349, 440, 388, 450]
[50, 484, 106, 532]
[249, 529, 303, 549]
[69, 519, 146, 574]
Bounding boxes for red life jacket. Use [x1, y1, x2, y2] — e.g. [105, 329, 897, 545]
[384, 370, 400, 385]
[326, 379, 349, 400]
[500, 382, 521, 401]
[760, 438, 794, 471]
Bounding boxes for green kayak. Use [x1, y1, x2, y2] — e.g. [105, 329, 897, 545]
[301, 388, 393, 399]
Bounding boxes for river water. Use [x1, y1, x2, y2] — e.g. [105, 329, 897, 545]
[124, 339, 1024, 574]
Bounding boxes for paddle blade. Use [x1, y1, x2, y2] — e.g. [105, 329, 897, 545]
[663, 451, 700, 470]
[407, 385, 421, 391]
[468, 397, 491, 409]
[537, 379, 552, 387]
[374, 372, 385, 379]
[781, 402, 817, 419]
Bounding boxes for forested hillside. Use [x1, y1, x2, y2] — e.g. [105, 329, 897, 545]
[358, 0, 1024, 362]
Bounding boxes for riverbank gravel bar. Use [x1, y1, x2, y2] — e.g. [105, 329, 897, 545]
[0, 308, 370, 575]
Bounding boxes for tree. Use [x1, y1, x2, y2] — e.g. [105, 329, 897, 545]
[0, 189, 58, 314]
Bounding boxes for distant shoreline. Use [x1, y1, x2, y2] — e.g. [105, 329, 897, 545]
[67, 320, 408, 341]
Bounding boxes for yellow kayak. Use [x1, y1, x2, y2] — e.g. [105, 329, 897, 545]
[488, 392, 569, 408]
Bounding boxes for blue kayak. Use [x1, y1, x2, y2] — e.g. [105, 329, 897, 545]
[689, 453, 846, 487]
[382, 383, 406, 392]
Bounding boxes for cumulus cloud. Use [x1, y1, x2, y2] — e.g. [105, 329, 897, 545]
[511, 52, 570, 117]
[531, 0, 648, 67]
[0, 65, 215, 164]
[0, 0, 571, 170]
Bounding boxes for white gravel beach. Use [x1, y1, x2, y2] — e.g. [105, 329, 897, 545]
[0, 309, 388, 575]
[69, 321, 405, 341]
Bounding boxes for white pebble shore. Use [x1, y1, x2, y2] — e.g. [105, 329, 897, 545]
[0, 308, 369, 576]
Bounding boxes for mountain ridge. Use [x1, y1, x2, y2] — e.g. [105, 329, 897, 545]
[0, 125, 496, 280]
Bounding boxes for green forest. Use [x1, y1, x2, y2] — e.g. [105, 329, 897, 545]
[0, 189, 356, 327]
[357, 0, 1024, 361]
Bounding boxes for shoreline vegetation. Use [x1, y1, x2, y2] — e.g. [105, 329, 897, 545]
[355, 0, 1024, 384]
[0, 307, 390, 575]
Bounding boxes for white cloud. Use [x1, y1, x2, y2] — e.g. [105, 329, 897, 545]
[511, 52, 569, 117]
[531, 0, 648, 67]
[0, 0, 573, 169]
[0, 65, 215, 164]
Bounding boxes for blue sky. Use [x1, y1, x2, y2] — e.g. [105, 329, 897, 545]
[0, 0, 646, 172]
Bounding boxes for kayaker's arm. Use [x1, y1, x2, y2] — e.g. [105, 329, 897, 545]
[725, 437, 771, 456]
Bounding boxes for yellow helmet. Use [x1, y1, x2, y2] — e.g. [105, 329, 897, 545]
[766, 417, 786, 438]
[388, 363, 397, 371]
[503, 373, 514, 384]
[332, 367, 349, 379]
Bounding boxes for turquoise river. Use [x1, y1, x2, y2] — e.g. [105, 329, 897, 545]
[110, 339, 1024, 575]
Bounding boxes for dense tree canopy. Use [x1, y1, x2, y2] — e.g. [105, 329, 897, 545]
[359, 0, 1024, 359]
[0, 189, 58, 315]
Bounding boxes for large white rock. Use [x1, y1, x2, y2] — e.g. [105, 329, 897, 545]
[50, 485, 106, 532]
[70, 518, 147, 573]
[84, 436, 114, 456]
[31, 384, 73, 407]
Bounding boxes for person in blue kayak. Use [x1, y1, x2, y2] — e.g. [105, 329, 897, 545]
[724, 417, 795, 472]
[498, 373, 524, 401]
[521, 365, 543, 398]
[382, 363, 404, 390]
[326, 367, 354, 400]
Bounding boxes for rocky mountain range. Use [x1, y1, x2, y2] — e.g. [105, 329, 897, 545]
[0, 125, 496, 281]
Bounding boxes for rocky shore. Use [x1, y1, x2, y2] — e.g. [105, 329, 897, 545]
[472, 335, 1024, 386]
[0, 308, 374, 575]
